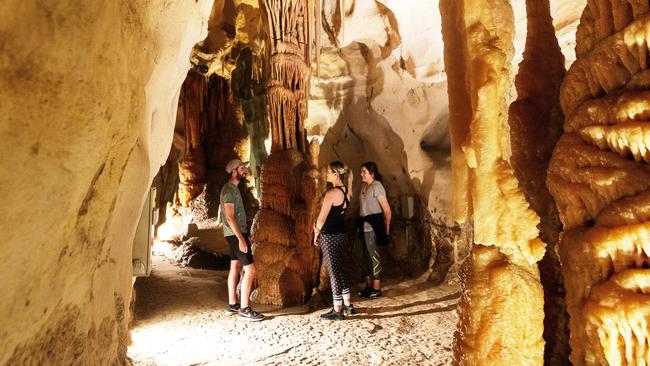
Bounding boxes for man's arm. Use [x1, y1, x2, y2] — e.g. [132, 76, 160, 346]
[224, 202, 248, 253]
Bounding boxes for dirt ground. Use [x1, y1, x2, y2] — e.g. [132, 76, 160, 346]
[128, 250, 459, 366]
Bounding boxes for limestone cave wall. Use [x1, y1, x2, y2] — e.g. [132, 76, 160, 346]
[0, 1, 213, 364]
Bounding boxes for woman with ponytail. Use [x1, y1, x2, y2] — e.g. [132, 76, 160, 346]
[357, 161, 391, 298]
[313, 161, 355, 320]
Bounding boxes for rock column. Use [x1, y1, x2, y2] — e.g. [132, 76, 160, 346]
[252, 0, 322, 305]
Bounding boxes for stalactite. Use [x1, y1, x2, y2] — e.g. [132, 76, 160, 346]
[340, 0, 345, 43]
[548, 1, 650, 364]
[177, 69, 208, 207]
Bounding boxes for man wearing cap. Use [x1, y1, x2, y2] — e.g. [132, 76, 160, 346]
[220, 158, 264, 321]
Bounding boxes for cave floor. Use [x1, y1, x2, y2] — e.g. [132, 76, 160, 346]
[128, 252, 459, 366]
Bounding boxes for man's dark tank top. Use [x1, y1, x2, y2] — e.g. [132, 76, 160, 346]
[321, 186, 349, 234]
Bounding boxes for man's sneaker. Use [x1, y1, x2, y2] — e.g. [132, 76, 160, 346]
[237, 306, 265, 321]
[358, 286, 373, 298]
[225, 303, 240, 314]
[320, 308, 345, 320]
[342, 304, 356, 316]
[367, 289, 383, 299]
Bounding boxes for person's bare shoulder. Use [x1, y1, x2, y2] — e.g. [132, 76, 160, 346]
[325, 187, 343, 201]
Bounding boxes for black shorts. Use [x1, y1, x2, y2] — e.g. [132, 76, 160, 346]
[225, 234, 254, 266]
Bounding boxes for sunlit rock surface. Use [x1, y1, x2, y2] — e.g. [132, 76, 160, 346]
[0, 1, 212, 364]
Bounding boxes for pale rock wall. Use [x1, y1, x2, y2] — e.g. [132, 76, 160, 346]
[309, 0, 455, 275]
[310, 0, 450, 222]
[0, 1, 212, 364]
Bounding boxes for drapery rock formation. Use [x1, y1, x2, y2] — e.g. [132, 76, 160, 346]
[252, 0, 322, 305]
[441, 0, 547, 364]
[0, 0, 213, 364]
[158, 68, 257, 257]
[547, 1, 650, 364]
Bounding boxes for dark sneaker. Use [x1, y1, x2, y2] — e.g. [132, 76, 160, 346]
[225, 303, 240, 314]
[320, 308, 345, 320]
[367, 289, 383, 299]
[342, 304, 356, 316]
[237, 306, 265, 322]
[358, 286, 373, 298]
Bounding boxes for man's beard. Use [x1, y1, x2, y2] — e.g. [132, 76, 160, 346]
[236, 171, 249, 182]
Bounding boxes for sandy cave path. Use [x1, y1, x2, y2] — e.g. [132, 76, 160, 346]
[128, 254, 459, 366]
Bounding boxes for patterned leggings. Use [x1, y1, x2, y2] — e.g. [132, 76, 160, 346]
[320, 233, 350, 303]
[364, 229, 383, 279]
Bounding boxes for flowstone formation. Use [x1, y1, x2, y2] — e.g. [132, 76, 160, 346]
[441, 0, 548, 364]
[251, 0, 322, 305]
[547, 1, 650, 364]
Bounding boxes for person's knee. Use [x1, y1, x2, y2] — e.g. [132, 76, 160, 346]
[231, 261, 242, 272]
[244, 263, 256, 277]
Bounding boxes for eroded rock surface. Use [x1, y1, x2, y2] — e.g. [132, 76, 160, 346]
[0, 1, 213, 364]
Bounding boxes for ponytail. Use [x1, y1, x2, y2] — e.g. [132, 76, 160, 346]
[328, 161, 350, 185]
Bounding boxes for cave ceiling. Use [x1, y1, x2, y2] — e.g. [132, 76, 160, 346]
[190, 0, 586, 86]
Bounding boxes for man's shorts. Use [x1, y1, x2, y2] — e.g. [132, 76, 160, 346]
[225, 234, 254, 266]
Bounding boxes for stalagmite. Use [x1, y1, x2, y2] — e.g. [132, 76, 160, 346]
[548, 1, 650, 364]
[440, 0, 547, 364]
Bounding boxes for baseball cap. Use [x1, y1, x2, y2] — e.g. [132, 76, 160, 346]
[225, 159, 249, 173]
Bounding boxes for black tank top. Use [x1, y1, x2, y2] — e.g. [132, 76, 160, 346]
[321, 186, 349, 234]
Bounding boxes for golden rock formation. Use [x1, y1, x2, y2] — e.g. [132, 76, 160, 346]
[175, 70, 250, 210]
[440, 0, 547, 363]
[547, 1, 650, 364]
[252, 0, 322, 305]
